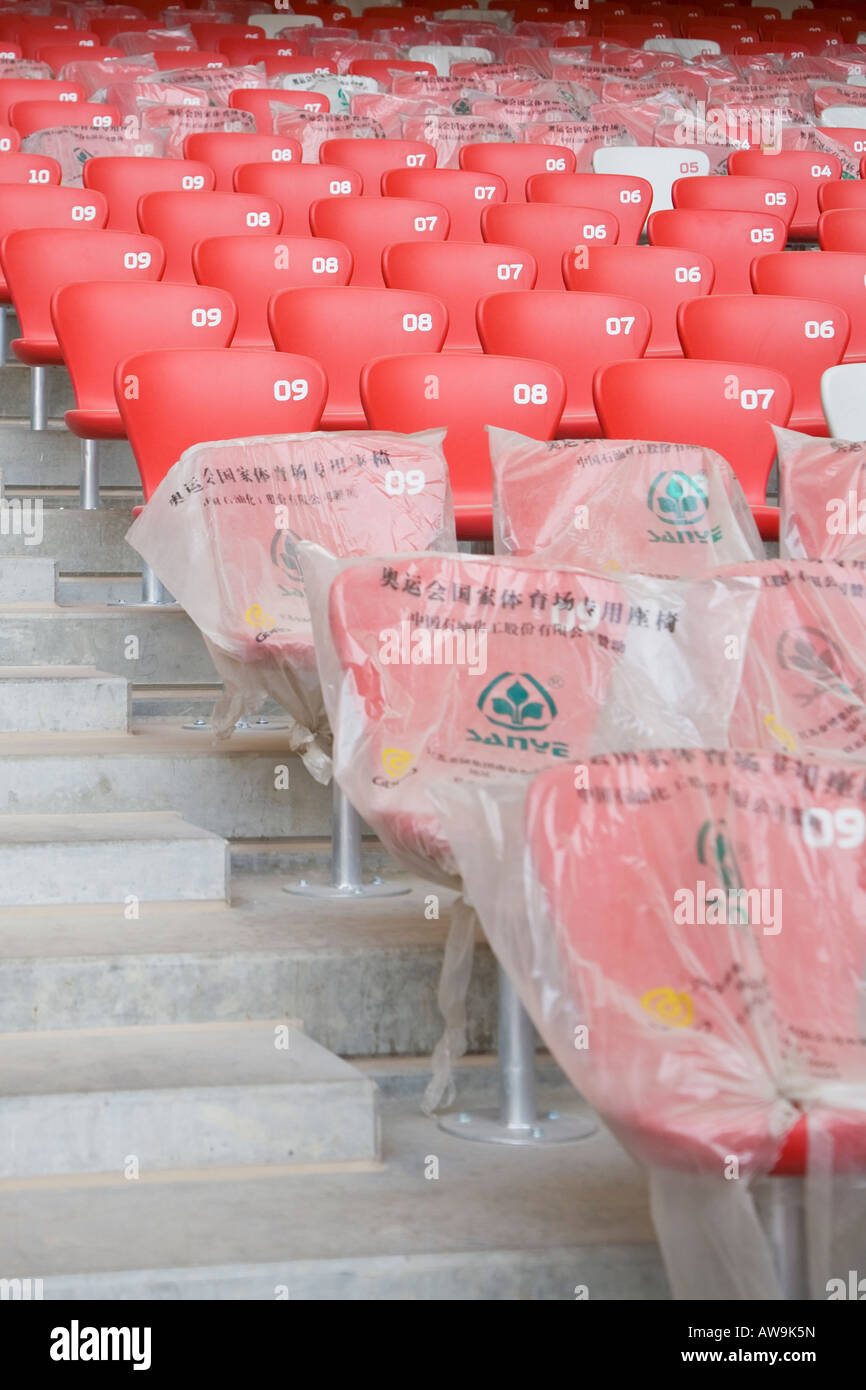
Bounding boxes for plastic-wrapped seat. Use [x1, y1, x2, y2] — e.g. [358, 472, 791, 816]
[234, 162, 363, 236]
[478, 290, 650, 436]
[52, 280, 235, 509]
[752, 251, 866, 364]
[678, 294, 849, 435]
[361, 351, 565, 538]
[728, 148, 842, 239]
[459, 141, 577, 201]
[183, 131, 303, 191]
[310, 195, 449, 287]
[320, 137, 437, 194]
[83, 156, 216, 233]
[564, 243, 714, 357]
[137, 190, 284, 282]
[481, 202, 619, 292]
[526, 170, 652, 244]
[383, 239, 536, 351]
[193, 235, 351, 348]
[648, 208, 786, 296]
[269, 285, 447, 428]
[594, 358, 793, 540]
[382, 167, 507, 243]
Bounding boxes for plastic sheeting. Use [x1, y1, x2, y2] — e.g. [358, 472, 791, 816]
[431, 748, 866, 1299]
[126, 430, 455, 781]
[303, 547, 759, 1106]
[777, 427, 866, 565]
[490, 429, 765, 576]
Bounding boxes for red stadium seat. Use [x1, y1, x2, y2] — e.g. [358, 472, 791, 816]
[234, 162, 362, 236]
[818, 209, 866, 253]
[8, 99, 120, 138]
[37, 44, 125, 73]
[482, 202, 619, 292]
[672, 173, 798, 232]
[217, 39, 303, 66]
[310, 196, 449, 287]
[194, 235, 352, 348]
[151, 51, 228, 72]
[0, 125, 20, 154]
[0, 186, 108, 305]
[752, 251, 866, 362]
[382, 167, 506, 243]
[819, 180, 866, 213]
[348, 58, 437, 82]
[383, 240, 537, 351]
[459, 142, 577, 201]
[647, 208, 786, 295]
[526, 171, 653, 245]
[0, 80, 85, 123]
[361, 352, 565, 538]
[728, 149, 842, 239]
[0, 152, 60, 186]
[478, 290, 651, 436]
[320, 138, 437, 195]
[678, 293, 849, 434]
[594, 358, 793, 538]
[228, 88, 330, 134]
[183, 132, 303, 192]
[188, 22, 266, 48]
[115, 348, 328, 503]
[83, 157, 216, 233]
[137, 191, 283, 282]
[564, 244, 714, 356]
[269, 285, 448, 427]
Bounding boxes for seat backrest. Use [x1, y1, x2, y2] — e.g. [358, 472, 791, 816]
[594, 358, 793, 525]
[672, 172, 798, 230]
[564, 243, 714, 356]
[228, 87, 331, 136]
[821, 362, 866, 440]
[648, 208, 786, 296]
[8, 100, 121, 138]
[679, 293, 849, 433]
[269, 285, 448, 427]
[728, 148, 841, 238]
[526, 170, 653, 244]
[194, 234, 351, 348]
[819, 179, 866, 213]
[0, 152, 60, 187]
[458, 141, 577, 201]
[234, 161, 362, 235]
[320, 137, 437, 194]
[819, 209, 866, 253]
[361, 352, 565, 539]
[0, 79, 85, 123]
[382, 166, 506, 242]
[478, 289, 650, 435]
[593, 146, 711, 216]
[0, 124, 20, 154]
[481, 201, 619, 292]
[52, 281, 236, 423]
[137, 190, 283, 282]
[348, 57, 437, 81]
[383, 239, 537, 351]
[37, 43, 125, 72]
[115, 347, 327, 501]
[752, 250, 866, 362]
[3, 227, 164, 355]
[83, 156, 216, 232]
[183, 130, 303, 190]
[0, 185, 108, 297]
[310, 195, 449, 286]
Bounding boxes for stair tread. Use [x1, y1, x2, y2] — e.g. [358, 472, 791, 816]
[0, 809, 224, 844]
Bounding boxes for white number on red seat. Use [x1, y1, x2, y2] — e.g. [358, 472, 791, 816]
[191, 308, 222, 326]
[274, 379, 309, 401]
[402, 312, 433, 332]
[513, 383, 548, 404]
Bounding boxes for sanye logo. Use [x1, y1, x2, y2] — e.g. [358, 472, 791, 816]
[50, 1320, 152, 1371]
[673, 881, 782, 936]
[379, 620, 487, 676]
[826, 492, 866, 535]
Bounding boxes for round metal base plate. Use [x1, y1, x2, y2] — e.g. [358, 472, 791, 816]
[284, 879, 411, 899]
[437, 1108, 596, 1146]
[181, 720, 289, 732]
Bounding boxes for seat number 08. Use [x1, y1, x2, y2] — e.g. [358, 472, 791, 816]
[513, 383, 548, 404]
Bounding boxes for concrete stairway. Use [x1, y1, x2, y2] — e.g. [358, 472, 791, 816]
[0, 366, 665, 1300]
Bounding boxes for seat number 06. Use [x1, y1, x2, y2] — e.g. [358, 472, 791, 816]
[513, 383, 548, 404]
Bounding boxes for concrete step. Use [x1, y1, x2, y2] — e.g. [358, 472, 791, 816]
[0, 422, 140, 489]
[0, 666, 129, 733]
[0, 556, 56, 602]
[0, 1097, 666, 1299]
[0, 508, 140, 575]
[0, 726, 330, 839]
[0, 872, 495, 1055]
[0, 604, 215, 683]
[0, 1019, 379, 1179]
[0, 810, 228, 906]
[58, 575, 143, 605]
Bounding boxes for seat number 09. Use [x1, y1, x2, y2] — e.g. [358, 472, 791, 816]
[274, 379, 309, 401]
[191, 308, 222, 326]
[385, 469, 425, 494]
[802, 806, 865, 849]
[123, 251, 151, 269]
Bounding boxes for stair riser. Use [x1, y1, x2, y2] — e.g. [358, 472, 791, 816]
[0, 509, 139, 574]
[0, 838, 228, 906]
[0, 610, 216, 683]
[0, 677, 129, 734]
[0, 426, 140, 489]
[0, 557, 56, 602]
